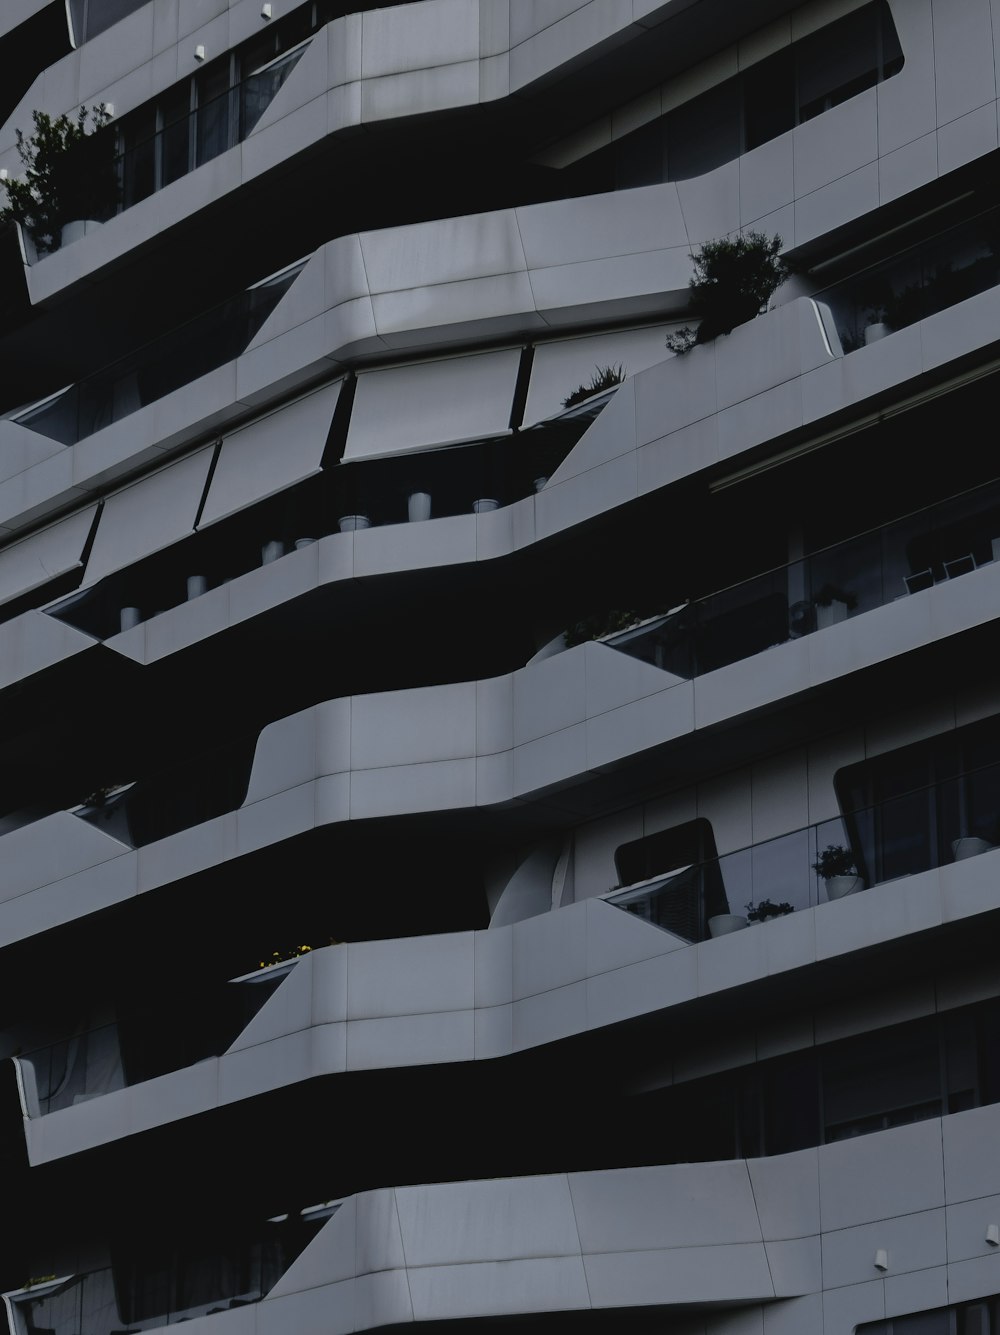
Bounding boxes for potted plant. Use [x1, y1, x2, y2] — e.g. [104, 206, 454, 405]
[813, 583, 858, 629]
[666, 231, 789, 352]
[561, 363, 625, 410]
[745, 899, 793, 922]
[951, 817, 1000, 861]
[813, 844, 863, 900]
[708, 910, 748, 937]
[0, 105, 117, 255]
[408, 491, 432, 522]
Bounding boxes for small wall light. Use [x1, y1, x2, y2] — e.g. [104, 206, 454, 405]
[261, 3, 273, 16]
[874, 1250, 889, 1272]
[194, 44, 206, 60]
[986, 1224, 999, 1247]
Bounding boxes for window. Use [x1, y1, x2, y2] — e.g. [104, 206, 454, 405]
[582, 0, 903, 188]
[612, 819, 726, 941]
[835, 715, 1000, 887]
[111, 2, 332, 212]
[861, 1295, 1000, 1335]
[67, 0, 149, 45]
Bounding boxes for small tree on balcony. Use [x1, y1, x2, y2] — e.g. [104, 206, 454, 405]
[667, 230, 789, 352]
[0, 105, 116, 253]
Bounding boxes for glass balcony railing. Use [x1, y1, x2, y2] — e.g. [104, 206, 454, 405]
[10, 262, 304, 446]
[609, 759, 1000, 942]
[114, 45, 308, 212]
[6, 1206, 336, 1335]
[817, 204, 1000, 353]
[14, 965, 290, 1117]
[599, 475, 1000, 679]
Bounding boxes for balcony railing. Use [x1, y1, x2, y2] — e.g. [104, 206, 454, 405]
[14, 965, 289, 1118]
[609, 758, 1000, 941]
[4, 1206, 336, 1335]
[114, 45, 308, 212]
[601, 475, 1000, 678]
[817, 204, 1000, 353]
[11, 262, 305, 446]
[44, 401, 602, 642]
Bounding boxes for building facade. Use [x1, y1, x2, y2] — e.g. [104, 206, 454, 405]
[1, 1, 999, 1334]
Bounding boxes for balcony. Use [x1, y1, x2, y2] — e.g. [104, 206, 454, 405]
[41, 394, 604, 642]
[609, 756, 1000, 941]
[818, 204, 1000, 354]
[13, 961, 291, 1118]
[3, 1204, 336, 1335]
[11, 263, 304, 446]
[591, 475, 1000, 680]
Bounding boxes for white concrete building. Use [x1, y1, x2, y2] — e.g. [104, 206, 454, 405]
[0, 2, 999, 1334]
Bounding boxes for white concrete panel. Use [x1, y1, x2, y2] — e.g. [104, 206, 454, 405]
[748, 1149, 821, 1241]
[395, 1174, 580, 1267]
[794, 162, 880, 247]
[878, 132, 938, 207]
[568, 1161, 763, 1253]
[406, 1255, 591, 1320]
[524, 325, 671, 426]
[878, 0, 937, 156]
[821, 1208, 948, 1289]
[584, 898, 683, 976]
[346, 1009, 475, 1069]
[0, 611, 96, 693]
[346, 932, 474, 1019]
[349, 757, 476, 818]
[818, 1119, 946, 1230]
[582, 1242, 775, 1307]
[226, 955, 314, 1052]
[199, 383, 341, 527]
[243, 706, 319, 806]
[516, 185, 687, 271]
[931, 0, 996, 127]
[351, 682, 476, 769]
[82, 447, 214, 586]
[513, 646, 587, 746]
[344, 350, 519, 459]
[675, 161, 741, 242]
[740, 134, 795, 228]
[0, 813, 126, 905]
[512, 898, 588, 997]
[511, 978, 588, 1048]
[942, 1104, 1000, 1202]
[585, 946, 698, 1031]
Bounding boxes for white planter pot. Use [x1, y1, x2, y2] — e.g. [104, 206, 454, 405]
[261, 540, 285, 565]
[473, 498, 500, 513]
[533, 477, 548, 493]
[294, 538, 316, 550]
[338, 515, 370, 532]
[816, 600, 849, 629]
[824, 875, 863, 900]
[119, 606, 141, 632]
[708, 913, 748, 938]
[408, 491, 432, 522]
[864, 321, 891, 345]
[186, 575, 207, 600]
[60, 219, 102, 247]
[951, 836, 994, 861]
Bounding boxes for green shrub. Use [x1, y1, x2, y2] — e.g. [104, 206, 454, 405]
[561, 362, 625, 409]
[666, 231, 789, 351]
[0, 105, 117, 252]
